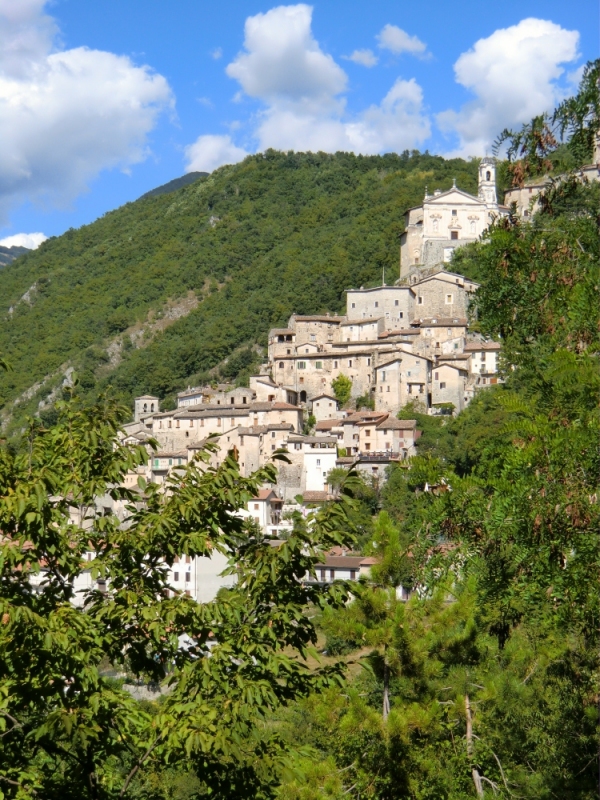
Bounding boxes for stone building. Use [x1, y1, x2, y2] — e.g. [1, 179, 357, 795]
[400, 158, 507, 278]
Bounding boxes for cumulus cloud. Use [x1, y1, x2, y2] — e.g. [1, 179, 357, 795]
[208, 4, 430, 158]
[184, 134, 249, 173]
[0, 0, 173, 220]
[226, 4, 347, 108]
[376, 25, 428, 57]
[0, 231, 47, 249]
[344, 49, 378, 68]
[437, 18, 580, 157]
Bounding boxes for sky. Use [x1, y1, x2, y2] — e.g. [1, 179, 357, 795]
[0, 0, 596, 247]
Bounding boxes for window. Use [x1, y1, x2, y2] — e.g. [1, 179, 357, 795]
[367, 358, 371, 366]
[174, 572, 179, 582]
[486, 170, 491, 181]
[447, 328, 452, 336]
[365, 442, 371, 450]
[435, 371, 439, 380]
[334, 361, 338, 368]
[299, 377, 304, 384]
[445, 294, 453, 304]
[387, 386, 390, 392]
[315, 361, 323, 369]
[374, 301, 379, 308]
[287, 349, 291, 354]
[440, 382, 446, 389]
[316, 459, 321, 466]
[298, 361, 306, 369]
[271, 444, 276, 451]
[278, 335, 284, 342]
[348, 360, 352, 367]
[523, 210, 529, 218]
[143, 403, 147, 413]
[151, 403, 154, 412]
[154, 458, 159, 466]
[451, 209, 457, 216]
[168, 420, 172, 428]
[380, 371, 386, 382]
[185, 572, 191, 583]
[305, 348, 309, 354]
[418, 296, 423, 305]
[451, 231, 459, 240]
[408, 384, 412, 394]
[279, 361, 284, 369]
[399, 312, 403, 319]
[365, 429, 371, 437]
[394, 299, 398, 306]
[351, 302, 356, 308]
[310, 334, 316, 341]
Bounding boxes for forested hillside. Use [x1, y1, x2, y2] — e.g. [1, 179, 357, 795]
[0, 151, 480, 434]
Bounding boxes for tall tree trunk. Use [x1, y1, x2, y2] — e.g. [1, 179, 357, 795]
[383, 660, 390, 721]
[465, 694, 484, 798]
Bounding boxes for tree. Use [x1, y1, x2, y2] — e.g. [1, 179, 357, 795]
[0, 391, 360, 798]
[331, 375, 352, 408]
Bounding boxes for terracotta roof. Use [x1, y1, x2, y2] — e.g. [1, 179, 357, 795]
[359, 557, 379, 565]
[311, 394, 338, 401]
[315, 556, 365, 568]
[293, 315, 344, 323]
[375, 418, 417, 430]
[437, 353, 471, 361]
[254, 489, 278, 501]
[463, 341, 501, 351]
[302, 491, 331, 503]
[315, 419, 344, 431]
[269, 328, 295, 336]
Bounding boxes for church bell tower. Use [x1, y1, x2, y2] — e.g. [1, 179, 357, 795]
[478, 156, 497, 206]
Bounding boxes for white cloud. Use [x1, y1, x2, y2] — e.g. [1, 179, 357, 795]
[226, 4, 347, 107]
[205, 4, 430, 158]
[437, 18, 580, 157]
[211, 47, 223, 60]
[376, 25, 427, 57]
[184, 134, 249, 173]
[0, 1, 173, 220]
[0, 231, 47, 249]
[344, 49, 378, 68]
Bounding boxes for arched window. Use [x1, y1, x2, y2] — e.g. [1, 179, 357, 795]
[300, 390, 307, 403]
[486, 171, 491, 181]
[279, 361, 284, 369]
[150, 403, 154, 412]
[143, 403, 147, 413]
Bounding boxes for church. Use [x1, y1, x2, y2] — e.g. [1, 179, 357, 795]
[400, 157, 508, 278]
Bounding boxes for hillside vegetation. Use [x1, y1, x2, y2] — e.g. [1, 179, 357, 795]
[0, 151, 480, 433]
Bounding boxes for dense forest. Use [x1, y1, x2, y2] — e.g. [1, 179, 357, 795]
[0, 61, 598, 800]
[0, 150, 482, 434]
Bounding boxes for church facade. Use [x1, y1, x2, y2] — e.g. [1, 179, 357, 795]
[400, 157, 507, 278]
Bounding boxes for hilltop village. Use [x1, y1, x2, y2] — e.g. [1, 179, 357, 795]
[122, 159, 506, 539]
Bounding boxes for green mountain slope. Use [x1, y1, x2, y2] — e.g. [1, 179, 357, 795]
[0, 150, 480, 432]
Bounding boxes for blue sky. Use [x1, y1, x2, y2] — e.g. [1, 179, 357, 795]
[0, 0, 596, 246]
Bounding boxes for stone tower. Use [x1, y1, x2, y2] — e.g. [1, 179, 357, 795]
[478, 156, 497, 206]
[134, 395, 159, 422]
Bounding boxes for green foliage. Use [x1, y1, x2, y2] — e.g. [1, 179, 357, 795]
[0, 391, 363, 798]
[0, 150, 479, 434]
[331, 374, 352, 408]
[355, 393, 374, 410]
